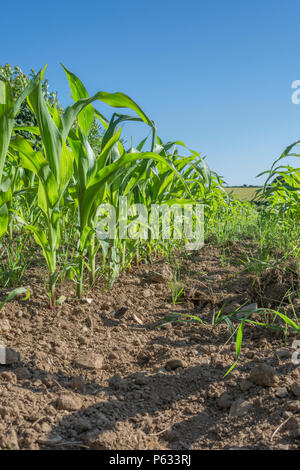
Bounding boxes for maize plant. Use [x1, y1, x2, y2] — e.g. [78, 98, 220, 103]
[0, 73, 40, 239]
[58, 66, 193, 296]
[1, 63, 250, 305]
[4, 65, 194, 303]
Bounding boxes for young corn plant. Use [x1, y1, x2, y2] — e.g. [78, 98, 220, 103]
[223, 306, 300, 376]
[2, 64, 227, 303]
[8, 64, 154, 303]
[0, 230, 31, 287]
[0, 287, 29, 310]
[9, 66, 83, 306]
[257, 141, 300, 224]
[61, 65, 194, 296]
[167, 265, 186, 305]
[61, 66, 151, 295]
[0, 73, 40, 240]
[157, 304, 300, 376]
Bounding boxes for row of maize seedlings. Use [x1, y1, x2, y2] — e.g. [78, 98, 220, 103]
[0, 64, 227, 307]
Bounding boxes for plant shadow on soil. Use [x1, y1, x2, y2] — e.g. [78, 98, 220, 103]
[1, 347, 298, 450]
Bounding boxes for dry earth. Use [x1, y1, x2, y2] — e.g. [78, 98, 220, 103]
[0, 241, 299, 450]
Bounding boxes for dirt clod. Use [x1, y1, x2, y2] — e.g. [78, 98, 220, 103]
[56, 395, 82, 411]
[15, 367, 31, 380]
[0, 428, 19, 450]
[165, 359, 185, 370]
[290, 382, 300, 398]
[69, 376, 85, 391]
[229, 398, 253, 417]
[217, 392, 232, 409]
[73, 353, 103, 370]
[249, 363, 278, 387]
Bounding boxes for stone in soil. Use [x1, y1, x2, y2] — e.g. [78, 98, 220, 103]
[217, 392, 232, 409]
[229, 398, 253, 417]
[0, 319, 11, 332]
[239, 379, 253, 392]
[165, 358, 184, 370]
[56, 394, 82, 411]
[134, 374, 149, 385]
[73, 353, 103, 370]
[290, 382, 300, 398]
[249, 363, 278, 387]
[275, 387, 288, 398]
[143, 289, 152, 298]
[276, 349, 291, 359]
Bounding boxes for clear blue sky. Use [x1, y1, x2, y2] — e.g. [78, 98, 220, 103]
[2, 0, 300, 185]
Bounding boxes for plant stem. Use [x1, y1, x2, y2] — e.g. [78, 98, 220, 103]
[76, 254, 84, 299]
[88, 232, 96, 287]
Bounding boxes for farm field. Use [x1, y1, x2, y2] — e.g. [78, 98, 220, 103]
[0, 242, 299, 450]
[224, 187, 261, 201]
[0, 65, 299, 451]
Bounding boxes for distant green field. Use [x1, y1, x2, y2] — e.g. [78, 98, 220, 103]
[225, 187, 261, 201]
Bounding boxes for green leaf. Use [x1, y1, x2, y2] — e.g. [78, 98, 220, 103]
[27, 67, 62, 180]
[0, 203, 8, 238]
[59, 142, 74, 191]
[12, 126, 40, 135]
[25, 225, 55, 272]
[79, 225, 92, 252]
[0, 287, 29, 310]
[0, 179, 12, 206]
[235, 322, 243, 359]
[10, 137, 58, 208]
[224, 322, 244, 377]
[62, 90, 154, 141]
[223, 360, 238, 378]
[0, 71, 40, 182]
[0, 80, 14, 182]
[61, 64, 94, 135]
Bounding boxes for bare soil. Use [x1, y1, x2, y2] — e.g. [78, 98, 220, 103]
[0, 241, 299, 450]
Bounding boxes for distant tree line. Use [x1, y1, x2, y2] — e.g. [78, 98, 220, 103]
[225, 184, 261, 188]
